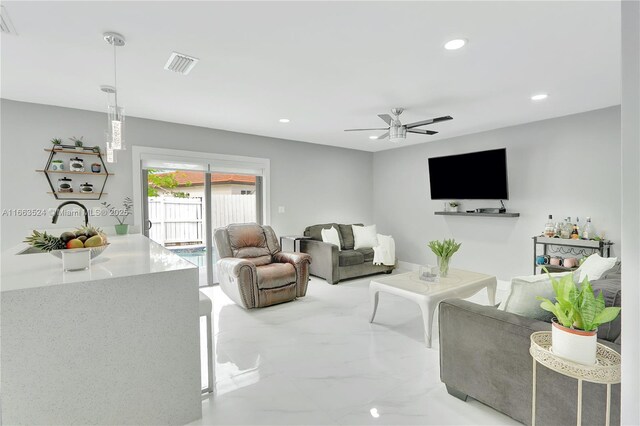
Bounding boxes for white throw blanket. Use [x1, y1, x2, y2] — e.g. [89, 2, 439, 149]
[373, 234, 396, 266]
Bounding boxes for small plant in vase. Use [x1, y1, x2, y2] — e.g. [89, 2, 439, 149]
[51, 138, 63, 148]
[102, 197, 133, 235]
[448, 201, 460, 212]
[70, 136, 84, 151]
[537, 270, 620, 365]
[428, 239, 462, 277]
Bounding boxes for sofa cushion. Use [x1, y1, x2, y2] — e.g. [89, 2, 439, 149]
[321, 226, 342, 250]
[338, 250, 365, 267]
[355, 247, 374, 263]
[256, 263, 296, 289]
[498, 272, 576, 322]
[590, 275, 621, 342]
[576, 253, 618, 282]
[338, 223, 363, 250]
[306, 223, 343, 245]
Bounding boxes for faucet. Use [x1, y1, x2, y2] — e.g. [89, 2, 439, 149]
[52, 201, 89, 227]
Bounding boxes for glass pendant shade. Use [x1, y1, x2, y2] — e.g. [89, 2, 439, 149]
[104, 131, 116, 163]
[107, 105, 125, 150]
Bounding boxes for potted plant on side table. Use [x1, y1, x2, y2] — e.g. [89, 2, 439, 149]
[102, 197, 133, 235]
[537, 271, 621, 365]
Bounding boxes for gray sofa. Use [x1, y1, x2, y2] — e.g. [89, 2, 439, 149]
[299, 223, 395, 284]
[439, 270, 621, 426]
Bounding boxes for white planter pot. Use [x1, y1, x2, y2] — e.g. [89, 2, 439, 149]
[551, 320, 597, 365]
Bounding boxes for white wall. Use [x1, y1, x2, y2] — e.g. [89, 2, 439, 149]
[621, 0, 640, 424]
[0, 99, 373, 250]
[373, 106, 621, 281]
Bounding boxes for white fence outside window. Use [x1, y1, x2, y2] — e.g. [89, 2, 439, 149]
[148, 195, 256, 246]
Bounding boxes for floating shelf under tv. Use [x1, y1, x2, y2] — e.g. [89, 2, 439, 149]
[434, 211, 520, 218]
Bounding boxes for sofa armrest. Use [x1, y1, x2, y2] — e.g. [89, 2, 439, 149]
[299, 239, 339, 284]
[439, 298, 620, 425]
[273, 251, 312, 296]
[216, 257, 258, 308]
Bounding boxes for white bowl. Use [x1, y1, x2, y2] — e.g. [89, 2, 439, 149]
[50, 243, 110, 260]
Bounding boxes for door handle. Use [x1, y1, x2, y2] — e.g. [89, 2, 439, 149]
[146, 220, 153, 230]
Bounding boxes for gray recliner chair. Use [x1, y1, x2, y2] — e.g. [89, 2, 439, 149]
[214, 223, 311, 309]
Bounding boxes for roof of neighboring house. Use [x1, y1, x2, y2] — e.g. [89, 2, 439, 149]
[151, 171, 256, 187]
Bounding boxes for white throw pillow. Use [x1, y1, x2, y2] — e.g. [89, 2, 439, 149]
[321, 227, 341, 250]
[576, 253, 618, 282]
[498, 272, 572, 321]
[353, 225, 378, 249]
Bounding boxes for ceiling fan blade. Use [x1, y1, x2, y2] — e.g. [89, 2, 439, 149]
[376, 132, 390, 140]
[407, 129, 438, 135]
[344, 127, 390, 132]
[405, 115, 453, 129]
[378, 114, 393, 125]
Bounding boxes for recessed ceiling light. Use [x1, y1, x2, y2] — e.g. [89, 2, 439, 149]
[279, 118, 290, 123]
[369, 135, 378, 140]
[444, 39, 466, 50]
[531, 93, 548, 101]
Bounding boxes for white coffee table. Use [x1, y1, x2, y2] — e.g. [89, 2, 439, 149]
[369, 269, 497, 348]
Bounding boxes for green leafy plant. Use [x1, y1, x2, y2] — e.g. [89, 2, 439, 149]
[449, 201, 459, 208]
[70, 136, 84, 147]
[428, 239, 462, 259]
[147, 169, 191, 198]
[537, 271, 621, 332]
[51, 138, 62, 145]
[101, 197, 133, 225]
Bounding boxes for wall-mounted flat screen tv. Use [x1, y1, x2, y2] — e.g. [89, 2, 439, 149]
[428, 148, 509, 200]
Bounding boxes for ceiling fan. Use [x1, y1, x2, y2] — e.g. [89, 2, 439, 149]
[345, 108, 453, 142]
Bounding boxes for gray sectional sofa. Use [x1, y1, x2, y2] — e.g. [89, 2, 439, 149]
[439, 269, 622, 425]
[299, 223, 395, 284]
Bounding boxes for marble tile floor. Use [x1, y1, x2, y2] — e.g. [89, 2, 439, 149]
[192, 269, 519, 425]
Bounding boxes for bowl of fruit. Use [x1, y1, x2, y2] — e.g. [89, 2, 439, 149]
[24, 225, 109, 259]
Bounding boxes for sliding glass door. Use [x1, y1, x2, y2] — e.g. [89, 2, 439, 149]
[209, 172, 263, 283]
[143, 168, 209, 286]
[141, 164, 265, 286]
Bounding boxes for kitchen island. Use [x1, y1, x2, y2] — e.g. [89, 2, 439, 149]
[1, 234, 202, 425]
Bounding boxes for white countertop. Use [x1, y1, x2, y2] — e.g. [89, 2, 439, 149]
[1, 234, 198, 292]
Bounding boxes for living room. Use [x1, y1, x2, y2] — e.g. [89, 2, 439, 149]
[1, 1, 638, 425]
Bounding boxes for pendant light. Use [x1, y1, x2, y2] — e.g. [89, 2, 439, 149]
[102, 32, 126, 160]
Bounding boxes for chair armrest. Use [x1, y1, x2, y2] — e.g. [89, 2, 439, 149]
[216, 258, 258, 308]
[273, 251, 312, 267]
[273, 251, 312, 296]
[299, 239, 340, 284]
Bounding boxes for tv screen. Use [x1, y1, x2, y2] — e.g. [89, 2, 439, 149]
[428, 148, 509, 200]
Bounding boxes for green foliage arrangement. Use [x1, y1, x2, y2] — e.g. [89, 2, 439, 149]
[51, 138, 62, 145]
[101, 197, 133, 225]
[70, 136, 84, 147]
[428, 239, 462, 259]
[537, 271, 621, 332]
[147, 169, 191, 198]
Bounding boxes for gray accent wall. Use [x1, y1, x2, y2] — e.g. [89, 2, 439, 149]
[373, 106, 621, 281]
[0, 99, 373, 250]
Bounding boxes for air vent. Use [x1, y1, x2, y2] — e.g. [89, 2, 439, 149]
[164, 52, 199, 75]
[0, 6, 17, 35]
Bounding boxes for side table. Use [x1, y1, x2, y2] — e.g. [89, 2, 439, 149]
[279, 235, 311, 253]
[529, 331, 621, 426]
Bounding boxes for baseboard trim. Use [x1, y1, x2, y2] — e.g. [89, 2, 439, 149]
[396, 260, 510, 291]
